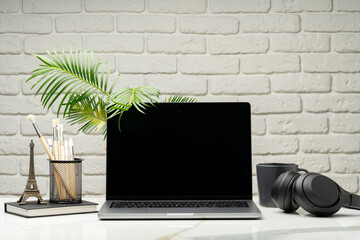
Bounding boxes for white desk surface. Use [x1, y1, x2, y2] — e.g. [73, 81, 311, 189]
[1, 197, 360, 240]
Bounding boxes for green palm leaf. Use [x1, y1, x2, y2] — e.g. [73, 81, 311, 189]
[164, 95, 198, 103]
[26, 48, 160, 136]
[27, 48, 115, 116]
[65, 95, 107, 136]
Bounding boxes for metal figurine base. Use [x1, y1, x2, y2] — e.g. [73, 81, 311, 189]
[18, 140, 46, 205]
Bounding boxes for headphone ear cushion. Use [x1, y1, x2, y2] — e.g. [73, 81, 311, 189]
[293, 173, 342, 217]
[271, 171, 300, 212]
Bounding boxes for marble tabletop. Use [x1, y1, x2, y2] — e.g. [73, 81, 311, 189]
[1, 197, 360, 240]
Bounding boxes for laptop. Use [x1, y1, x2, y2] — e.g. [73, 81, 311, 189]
[98, 102, 261, 219]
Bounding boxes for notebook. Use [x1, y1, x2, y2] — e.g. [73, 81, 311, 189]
[98, 102, 261, 219]
[5, 200, 97, 218]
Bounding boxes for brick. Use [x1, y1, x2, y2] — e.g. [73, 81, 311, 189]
[0, 136, 48, 155]
[0, 75, 20, 95]
[83, 155, 106, 175]
[70, 134, 105, 156]
[268, 115, 328, 134]
[299, 155, 330, 173]
[210, 0, 270, 13]
[241, 14, 300, 33]
[85, 35, 143, 53]
[238, 95, 301, 114]
[24, 36, 83, 54]
[197, 95, 238, 102]
[94, 54, 116, 73]
[271, 74, 331, 93]
[118, 55, 177, 74]
[0, 116, 18, 136]
[253, 155, 330, 173]
[209, 36, 268, 54]
[301, 135, 360, 153]
[149, 0, 206, 13]
[333, 34, 360, 53]
[85, 0, 144, 13]
[20, 154, 49, 176]
[117, 15, 175, 33]
[332, 154, 360, 173]
[0, 15, 51, 34]
[147, 75, 207, 95]
[242, 55, 300, 74]
[180, 56, 239, 75]
[336, 0, 360, 12]
[252, 136, 298, 155]
[251, 117, 266, 135]
[0, 36, 21, 54]
[180, 16, 239, 35]
[302, 54, 360, 73]
[147, 36, 206, 54]
[23, 0, 81, 13]
[20, 117, 53, 136]
[83, 175, 105, 194]
[22, 75, 47, 95]
[0, 95, 46, 115]
[271, 34, 330, 53]
[0, 176, 47, 194]
[303, 14, 360, 32]
[302, 94, 360, 113]
[23, 114, 80, 136]
[210, 76, 269, 95]
[273, 0, 332, 12]
[0, 0, 20, 13]
[56, 15, 114, 33]
[324, 174, 358, 193]
[0, 55, 39, 75]
[330, 115, 360, 133]
[333, 73, 360, 93]
[253, 176, 258, 195]
[111, 75, 146, 91]
[0, 156, 18, 175]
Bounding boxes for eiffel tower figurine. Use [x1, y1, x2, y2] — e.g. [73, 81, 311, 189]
[18, 140, 46, 205]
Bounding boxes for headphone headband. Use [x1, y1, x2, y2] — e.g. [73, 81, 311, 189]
[346, 194, 360, 210]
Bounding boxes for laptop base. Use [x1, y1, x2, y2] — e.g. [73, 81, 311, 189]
[98, 200, 261, 220]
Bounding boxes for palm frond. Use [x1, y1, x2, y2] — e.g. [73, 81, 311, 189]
[65, 95, 107, 136]
[26, 48, 114, 117]
[108, 86, 160, 131]
[27, 47, 161, 136]
[164, 95, 198, 103]
[108, 86, 160, 116]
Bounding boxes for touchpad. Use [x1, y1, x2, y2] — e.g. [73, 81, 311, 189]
[147, 208, 202, 213]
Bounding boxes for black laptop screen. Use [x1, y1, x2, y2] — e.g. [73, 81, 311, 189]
[106, 102, 252, 200]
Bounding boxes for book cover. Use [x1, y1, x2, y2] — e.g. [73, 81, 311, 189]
[5, 200, 98, 218]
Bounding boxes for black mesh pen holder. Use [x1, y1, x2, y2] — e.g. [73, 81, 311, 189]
[48, 158, 83, 203]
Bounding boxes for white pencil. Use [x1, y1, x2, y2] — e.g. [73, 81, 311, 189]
[59, 123, 65, 160]
[69, 137, 74, 160]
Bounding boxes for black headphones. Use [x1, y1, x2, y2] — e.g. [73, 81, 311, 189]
[271, 170, 360, 217]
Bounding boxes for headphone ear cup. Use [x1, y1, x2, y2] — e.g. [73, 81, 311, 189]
[293, 173, 343, 217]
[271, 171, 300, 212]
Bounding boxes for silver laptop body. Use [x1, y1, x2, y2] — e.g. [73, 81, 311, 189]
[98, 102, 261, 220]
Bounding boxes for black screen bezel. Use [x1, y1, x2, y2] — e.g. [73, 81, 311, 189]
[106, 102, 253, 201]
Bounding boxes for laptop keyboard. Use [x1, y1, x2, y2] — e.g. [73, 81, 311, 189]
[110, 200, 249, 208]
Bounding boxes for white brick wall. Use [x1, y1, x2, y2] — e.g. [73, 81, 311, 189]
[0, 0, 359, 197]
